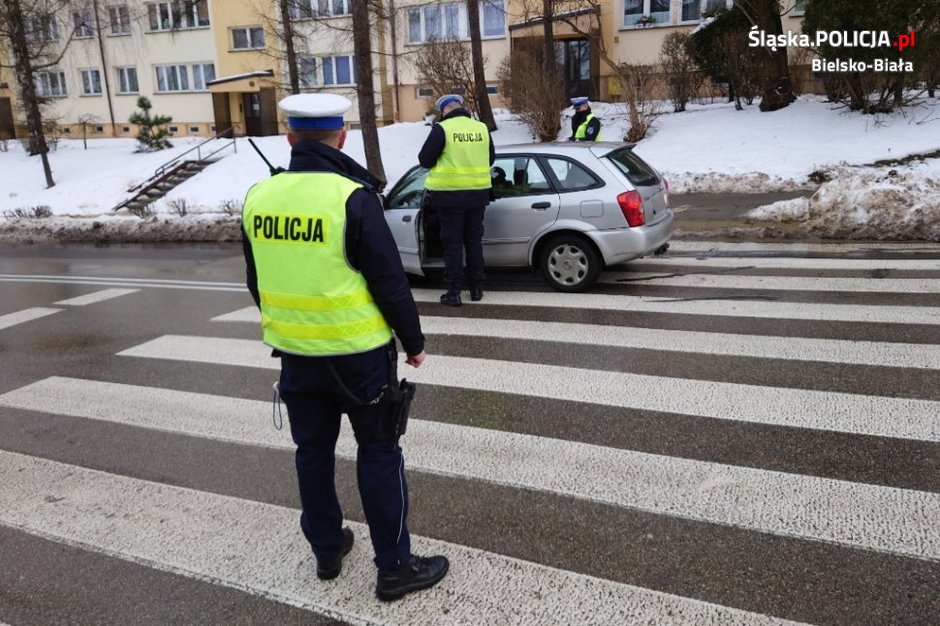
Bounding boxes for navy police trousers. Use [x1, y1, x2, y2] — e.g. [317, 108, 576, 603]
[278, 344, 411, 571]
[437, 204, 485, 295]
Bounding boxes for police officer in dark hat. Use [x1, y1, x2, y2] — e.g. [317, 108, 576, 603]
[419, 94, 495, 307]
[242, 93, 448, 601]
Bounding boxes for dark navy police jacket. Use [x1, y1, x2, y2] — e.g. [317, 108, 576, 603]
[242, 139, 425, 356]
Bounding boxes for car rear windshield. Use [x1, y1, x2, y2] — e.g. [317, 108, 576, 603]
[605, 148, 660, 187]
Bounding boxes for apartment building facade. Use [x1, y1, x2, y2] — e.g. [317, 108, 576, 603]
[4, 0, 805, 139]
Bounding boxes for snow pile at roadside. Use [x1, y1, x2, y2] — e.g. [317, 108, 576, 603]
[748, 160, 940, 241]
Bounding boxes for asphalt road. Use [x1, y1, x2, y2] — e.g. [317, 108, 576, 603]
[0, 241, 938, 625]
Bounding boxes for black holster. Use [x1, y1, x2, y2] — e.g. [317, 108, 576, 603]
[380, 339, 416, 437]
[326, 339, 417, 439]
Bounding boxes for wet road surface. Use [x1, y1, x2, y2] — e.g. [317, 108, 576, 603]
[0, 241, 938, 626]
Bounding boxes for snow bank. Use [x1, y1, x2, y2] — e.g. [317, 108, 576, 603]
[748, 161, 940, 241]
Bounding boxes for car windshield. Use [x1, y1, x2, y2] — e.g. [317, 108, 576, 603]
[605, 148, 660, 188]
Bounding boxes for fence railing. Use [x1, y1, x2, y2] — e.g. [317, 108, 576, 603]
[152, 127, 236, 178]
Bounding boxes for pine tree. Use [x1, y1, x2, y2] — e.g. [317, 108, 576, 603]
[129, 96, 173, 151]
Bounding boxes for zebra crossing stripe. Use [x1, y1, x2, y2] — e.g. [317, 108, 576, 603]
[0, 450, 806, 625]
[596, 273, 940, 293]
[1, 376, 937, 561]
[420, 316, 938, 370]
[408, 290, 940, 325]
[212, 307, 940, 369]
[667, 241, 940, 253]
[214, 296, 940, 326]
[626, 256, 940, 271]
[116, 336, 940, 443]
[212, 309, 940, 370]
[0, 307, 62, 331]
[54, 288, 139, 306]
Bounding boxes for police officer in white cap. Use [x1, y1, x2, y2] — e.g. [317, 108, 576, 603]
[419, 93, 495, 306]
[242, 93, 449, 601]
[568, 96, 601, 141]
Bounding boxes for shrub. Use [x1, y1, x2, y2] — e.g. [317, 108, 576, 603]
[129, 96, 172, 151]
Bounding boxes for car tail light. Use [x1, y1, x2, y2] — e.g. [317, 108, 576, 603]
[663, 178, 670, 206]
[617, 191, 645, 227]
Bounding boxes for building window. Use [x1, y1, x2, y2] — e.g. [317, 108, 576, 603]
[408, 0, 504, 43]
[791, 0, 806, 16]
[189, 125, 199, 133]
[290, 0, 351, 19]
[80, 69, 102, 95]
[191, 63, 216, 90]
[73, 9, 94, 38]
[95, 125, 105, 133]
[110, 5, 131, 35]
[147, 1, 209, 32]
[34, 71, 67, 97]
[298, 55, 355, 87]
[117, 66, 138, 93]
[680, 0, 726, 22]
[24, 15, 59, 43]
[155, 64, 189, 92]
[122, 125, 130, 132]
[486, 84, 498, 95]
[623, 0, 670, 27]
[231, 26, 265, 50]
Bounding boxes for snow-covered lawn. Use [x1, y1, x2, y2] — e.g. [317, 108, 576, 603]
[1, 95, 938, 241]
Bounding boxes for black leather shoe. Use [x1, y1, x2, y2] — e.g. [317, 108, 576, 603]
[440, 293, 462, 307]
[316, 527, 354, 580]
[469, 287, 483, 301]
[375, 554, 449, 602]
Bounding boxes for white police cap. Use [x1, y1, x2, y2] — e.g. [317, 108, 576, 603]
[435, 94, 464, 112]
[570, 96, 590, 107]
[279, 93, 351, 131]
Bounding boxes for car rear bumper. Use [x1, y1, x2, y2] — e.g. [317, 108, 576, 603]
[591, 210, 674, 265]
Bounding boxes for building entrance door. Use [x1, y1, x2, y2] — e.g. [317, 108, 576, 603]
[0, 98, 15, 139]
[243, 92, 262, 136]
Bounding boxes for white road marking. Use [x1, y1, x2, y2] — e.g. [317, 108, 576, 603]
[599, 273, 940, 293]
[424, 316, 940, 370]
[0, 274, 245, 293]
[408, 289, 940, 326]
[0, 307, 62, 331]
[626, 256, 940, 271]
[214, 310, 939, 370]
[1, 378, 936, 562]
[116, 336, 940, 443]
[667, 241, 940, 253]
[0, 450, 806, 626]
[54, 288, 139, 306]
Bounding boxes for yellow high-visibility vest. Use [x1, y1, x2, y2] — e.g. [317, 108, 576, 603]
[243, 172, 392, 356]
[574, 113, 602, 141]
[425, 115, 492, 191]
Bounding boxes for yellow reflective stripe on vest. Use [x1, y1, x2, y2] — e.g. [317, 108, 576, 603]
[262, 311, 390, 341]
[260, 288, 375, 312]
[426, 116, 491, 191]
[243, 172, 393, 356]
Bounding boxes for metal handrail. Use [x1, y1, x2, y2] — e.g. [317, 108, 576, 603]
[153, 127, 237, 178]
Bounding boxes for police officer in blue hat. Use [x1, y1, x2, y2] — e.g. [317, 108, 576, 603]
[419, 94, 495, 307]
[568, 96, 601, 141]
[242, 93, 449, 601]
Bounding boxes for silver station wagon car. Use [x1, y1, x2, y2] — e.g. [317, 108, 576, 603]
[383, 142, 673, 292]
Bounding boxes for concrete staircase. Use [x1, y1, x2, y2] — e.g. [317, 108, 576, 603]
[113, 160, 215, 215]
[112, 129, 236, 215]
